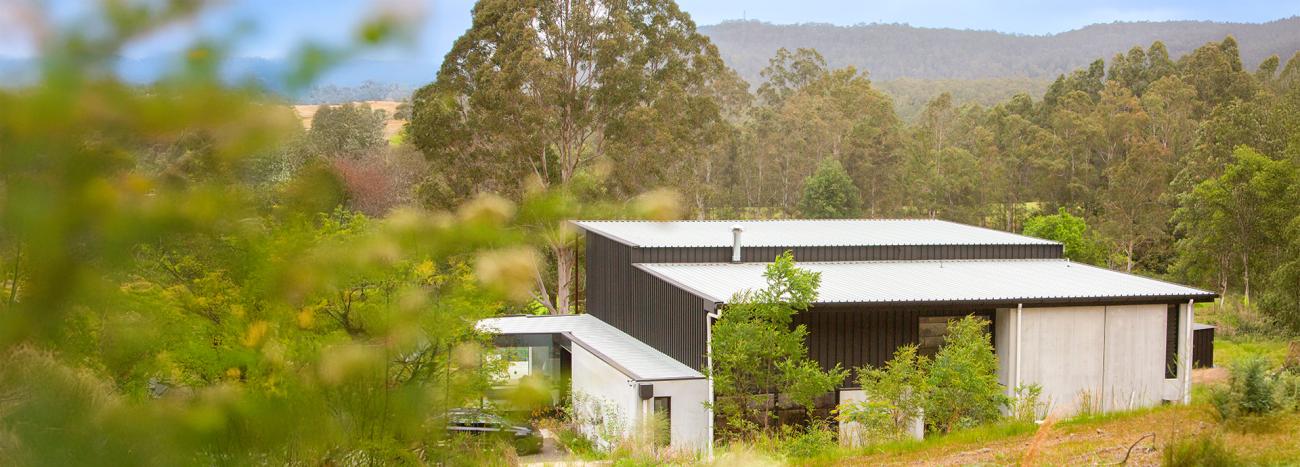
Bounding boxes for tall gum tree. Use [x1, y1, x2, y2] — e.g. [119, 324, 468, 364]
[407, 0, 729, 313]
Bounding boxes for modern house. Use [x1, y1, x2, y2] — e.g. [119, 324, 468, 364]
[479, 219, 1217, 452]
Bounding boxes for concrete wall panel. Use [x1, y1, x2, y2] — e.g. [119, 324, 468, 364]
[1102, 304, 1166, 411]
[994, 308, 1014, 395]
[1020, 306, 1106, 416]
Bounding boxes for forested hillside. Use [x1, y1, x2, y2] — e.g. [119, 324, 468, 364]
[701, 18, 1300, 82]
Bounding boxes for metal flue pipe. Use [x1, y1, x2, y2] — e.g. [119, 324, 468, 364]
[731, 225, 743, 263]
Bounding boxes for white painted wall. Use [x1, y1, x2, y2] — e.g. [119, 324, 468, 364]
[650, 378, 710, 451]
[570, 345, 637, 447]
[1000, 304, 1175, 418]
[569, 344, 710, 452]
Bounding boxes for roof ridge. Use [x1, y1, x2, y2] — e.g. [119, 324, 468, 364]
[570, 219, 1063, 248]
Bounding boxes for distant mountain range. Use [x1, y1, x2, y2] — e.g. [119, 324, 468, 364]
[5, 17, 1299, 107]
[700, 17, 1300, 84]
[0, 55, 435, 103]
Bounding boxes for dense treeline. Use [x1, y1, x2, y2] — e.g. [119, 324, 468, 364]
[875, 76, 1051, 121]
[407, 3, 1300, 332]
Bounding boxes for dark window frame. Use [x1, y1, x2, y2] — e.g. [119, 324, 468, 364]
[1165, 304, 1179, 379]
[652, 396, 671, 445]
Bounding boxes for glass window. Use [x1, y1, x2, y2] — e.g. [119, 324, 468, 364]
[918, 315, 990, 356]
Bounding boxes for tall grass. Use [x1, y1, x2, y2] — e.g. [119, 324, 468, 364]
[1162, 434, 1240, 467]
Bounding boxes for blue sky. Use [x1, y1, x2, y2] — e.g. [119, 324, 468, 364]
[3, 0, 1299, 61]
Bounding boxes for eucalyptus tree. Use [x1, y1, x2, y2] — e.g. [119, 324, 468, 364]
[407, 0, 730, 313]
[1175, 147, 1299, 302]
[747, 59, 901, 215]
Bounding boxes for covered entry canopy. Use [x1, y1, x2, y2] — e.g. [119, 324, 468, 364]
[637, 259, 1218, 307]
[479, 314, 704, 381]
[479, 315, 712, 452]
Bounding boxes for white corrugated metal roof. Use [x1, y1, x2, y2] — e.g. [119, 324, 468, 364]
[477, 314, 703, 381]
[572, 219, 1060, 248]
[636, 259, 1216, 305]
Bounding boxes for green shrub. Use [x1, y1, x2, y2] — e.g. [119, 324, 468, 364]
[1276, 370, 1300, 412]
[924, 316, 1008, 433]
[555, 427, 600, 459]
[837, 399, 904, 447]
[780, 425, 839, 459]
[1009, 384, 1045, 422]
[1162, 434, 1240, 467]
[840, 344, 927, 445]
[734, 424, 842, 461]
[1211, 356, 1278, 420]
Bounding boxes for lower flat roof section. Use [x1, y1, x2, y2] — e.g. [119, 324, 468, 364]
[636, 259, 1218, 306]
[478, 314, 705, 382]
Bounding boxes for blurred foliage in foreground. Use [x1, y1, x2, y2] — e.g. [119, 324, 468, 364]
[0, 1, 607, 464]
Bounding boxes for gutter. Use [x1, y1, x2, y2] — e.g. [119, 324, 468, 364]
[1184, 299, 1194, 404]
[1014, 303, 1023, 392]
[705, 307, 722, 461]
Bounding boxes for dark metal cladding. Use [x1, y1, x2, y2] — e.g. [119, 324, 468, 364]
[1193, 326, 1215, 369]
[585, 232, 713, 370]
[634, 244, 1064, 263]
[796, 306, 997, 386]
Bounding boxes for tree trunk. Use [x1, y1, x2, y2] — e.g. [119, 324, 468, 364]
[552, 242, 576, 315]
[1125, 240, 1135, 273]
[1242, 252, 1250, 304]
[1218, 255, 1229, 311]
[7, 242, 19, 309]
